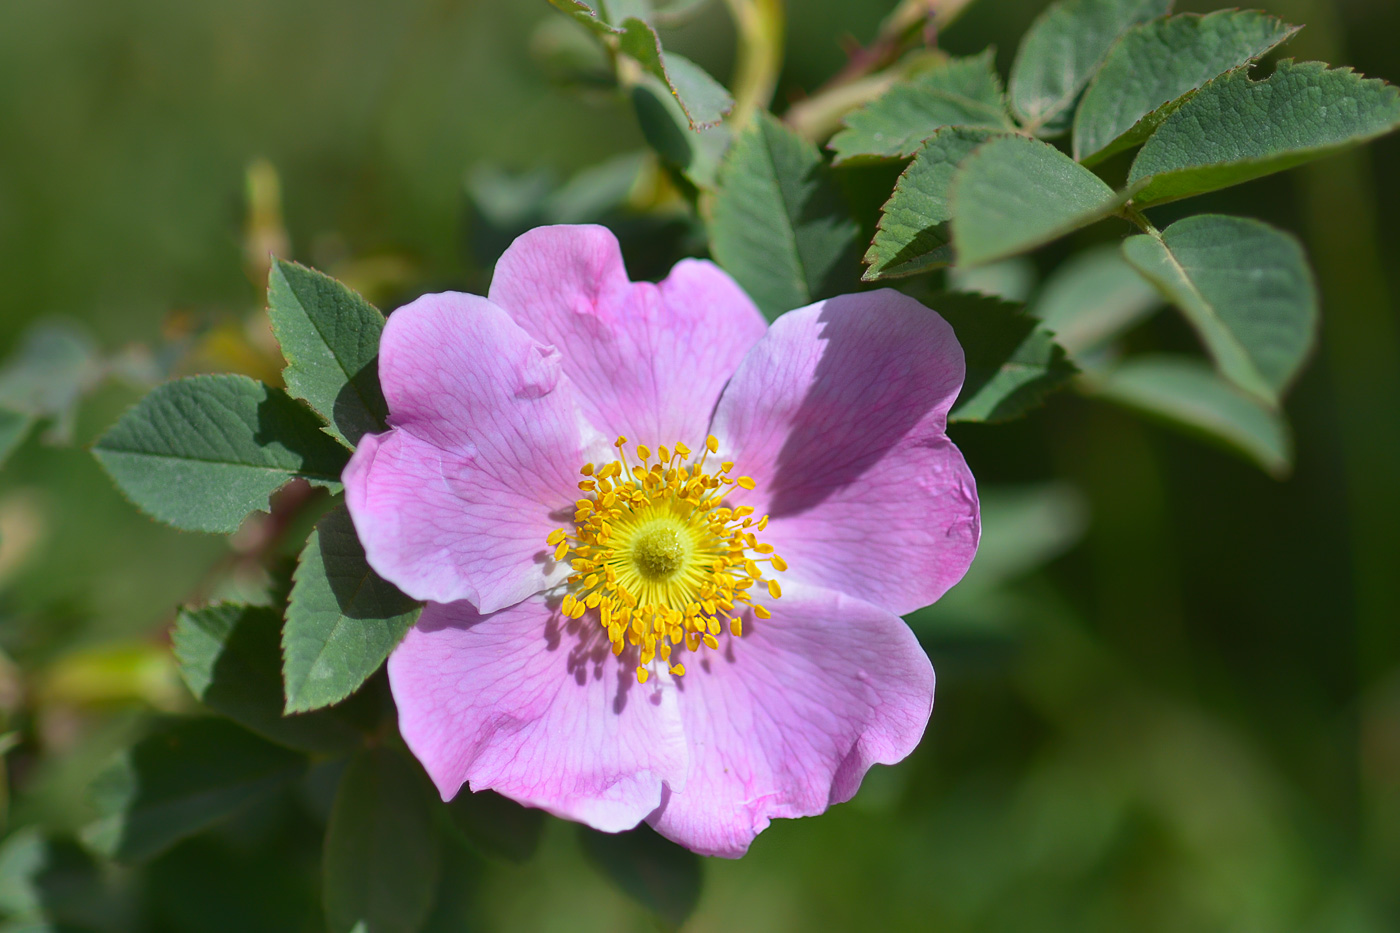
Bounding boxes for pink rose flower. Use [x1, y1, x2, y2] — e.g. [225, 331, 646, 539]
[343, 225, 980, 857]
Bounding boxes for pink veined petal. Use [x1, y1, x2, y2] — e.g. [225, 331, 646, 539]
[487, 224, 767, 446]
[389, 596, 688, 832]
[709, 289, 980, 616]
[646, 582, 935, 857]
[344, 292, 600, 612]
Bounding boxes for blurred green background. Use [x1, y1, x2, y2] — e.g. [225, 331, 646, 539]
[1, 0, 1398, 930]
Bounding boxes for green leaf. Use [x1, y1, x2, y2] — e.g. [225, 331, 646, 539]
[948, 257, 1038, 304]
[441, 790, 546, 864]
[829, 52, 1010, 165]
[932, 293, 1078, 423]
[548, 3, 732, 129]
[0, 409, 33, 468]
[950, 135, 1124, 267]
[267, 260, 389, 448]
[323, 748, 441, 933]
[1030, 245, 1162, 355]
[283, 506, 421, 714]
[709, 113, 862, 319]
[1073, 11, 1299, 164]
[631, 76, 730, 188]
[862, 127, 1002, 280]
[1121, 214, 1317, 404]
[172, 604, 363, 754]
[1009, 0, 1173, 135]
[92, 374, 349, 533]
[82, 718, 305, 862]
[1127, 61, 1400, 206]
[579, 824, 702, 929]
[617, 19, 732, 130]
[1090, 356, 1292, 476]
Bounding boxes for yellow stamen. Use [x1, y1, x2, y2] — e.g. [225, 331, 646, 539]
[546, 437, 785, 682]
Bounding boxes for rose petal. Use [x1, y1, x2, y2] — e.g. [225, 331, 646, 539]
[488, 225, 767, 446]
[389, 596, 688, 832]
[710, 290, 979, 616]
[646, 582, 934, 857]
[344, 292, 599, 611]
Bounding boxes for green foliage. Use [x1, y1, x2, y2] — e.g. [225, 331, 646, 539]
[1073, 11, 1299, 164]
[631, 77, 729, 187]
[950, 135, 1123, 266]
[709, 113, 862, 318]
[172, 604, 363, 754]
[1122, 215, 1317, 405]
[82, 718, 306, 863]
[579, 824, 702, 929]
[282, 507, 421, 714]
[828, 52, 1010, 165]
[1091, 356, 1292, 475]
[0, 322, 102, 444]
[863, 127, 1002, 280]
[932, 293, 1078, 423]
[267, 260, 390, 448]
[91, 375, 348, 534]
[0, 409, 33, 469]
[549, 1, 731, 129]
[441, 790, 546, 864]
[1128, 60, 1400, 206]
[323, 749, 441, 933]
[1009, 0, 1173, 135]
[1029, 245, 1162, 355]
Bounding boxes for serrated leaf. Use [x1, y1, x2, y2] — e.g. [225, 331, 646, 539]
[1121, 214, 1316, 404]
[1090, 356, 1292, 476]
[631, 76, 729, 188]
[1030, 245, 1162, 355]
[283, 507, 421, 714]
[324, 749, 441, 933]
[267, 260, 389, 448]
[173, 604, 362, 754]
[547, 3, 731, 129]
[1074, 11, 1299, 164]
[829, 52, 1011, 164]
[1009, 0, 1172, 135]
[92, 375, 348, 534]
[547, 0, 608, 32]
[932, 293, 1078, 422]
[579, 824, 702, 929]
[441, 790, 545, 864]
[1128, 60, 1400, 206]
[82, 718, 305, 862]
[0, 409, 33, 468]
[863, 127, 1003, 280]
[709, 113, 862, 319]
[950, 135, 1124, 267]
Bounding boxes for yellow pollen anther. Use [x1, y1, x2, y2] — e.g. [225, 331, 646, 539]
[546, 438, 785, 682]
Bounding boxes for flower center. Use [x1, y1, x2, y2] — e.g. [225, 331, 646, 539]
[630, 522, 688, 580]
[547, 435, 786, 684]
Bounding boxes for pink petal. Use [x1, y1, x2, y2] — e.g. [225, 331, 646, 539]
[389, 596, 688, 832]
[344, 292, 599, 611]
[646, 583, 934, 857]
[488, 225, 767, 446]
[710, 290, 980, 616]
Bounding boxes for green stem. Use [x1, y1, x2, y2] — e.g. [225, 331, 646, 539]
[723, 0, 784, 128]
